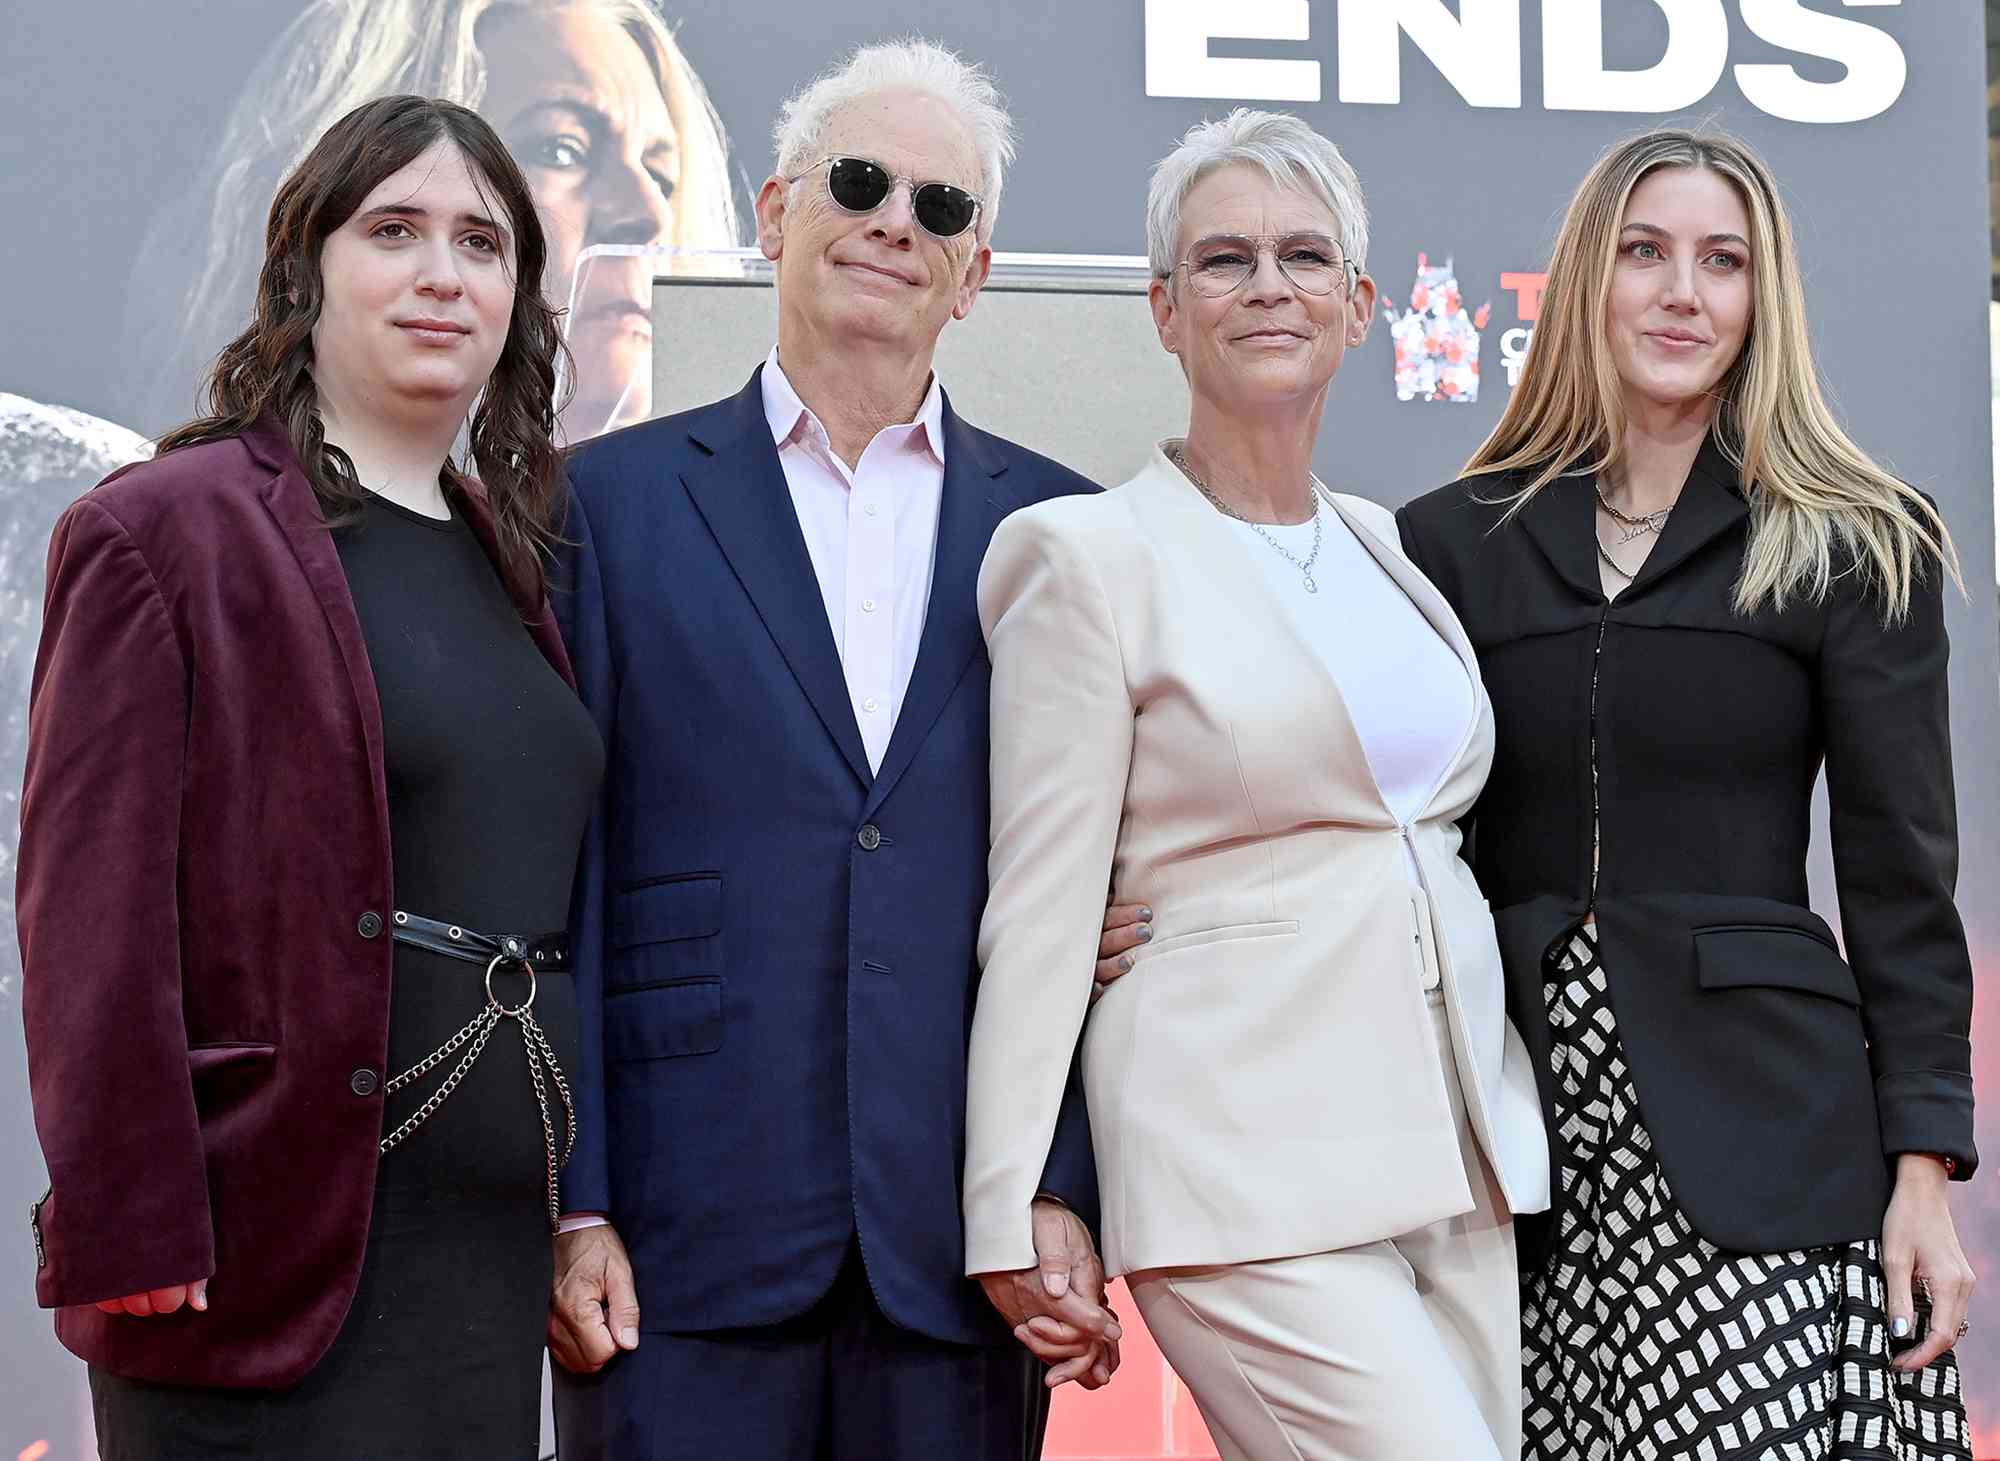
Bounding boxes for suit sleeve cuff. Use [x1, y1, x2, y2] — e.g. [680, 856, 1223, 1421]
[1876, 1068, 1978, 1180]
[964, 1218, 1037, 1278]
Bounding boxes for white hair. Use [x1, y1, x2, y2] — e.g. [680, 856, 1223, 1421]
[773, 37, 1016, 242]
[1145, 109, 1369, 279]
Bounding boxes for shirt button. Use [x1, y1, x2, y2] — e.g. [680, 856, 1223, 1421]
[349, 1068, 379, 1097]
[356, 911, 383, 939]
[860, 598, 877, 613]
[857, 824, 882, 851]
[864, 502, 880, 517]
[862, 697, 880, 714]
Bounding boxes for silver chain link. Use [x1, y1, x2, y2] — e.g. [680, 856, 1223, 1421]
[1169, 444, 1327, 594]
[377, 972, 576, 1232]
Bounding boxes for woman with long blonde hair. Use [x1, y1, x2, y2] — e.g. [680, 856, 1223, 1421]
[1396, 128, 1975, 1459]
[121, 0, 740, 442]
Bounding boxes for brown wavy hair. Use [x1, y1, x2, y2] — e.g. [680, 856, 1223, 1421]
[156, 93, 571, 591]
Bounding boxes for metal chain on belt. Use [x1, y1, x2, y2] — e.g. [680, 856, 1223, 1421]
[378, 966, 577, 1232]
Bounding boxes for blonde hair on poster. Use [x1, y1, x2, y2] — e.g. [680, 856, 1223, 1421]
[121, 0, 740, 433]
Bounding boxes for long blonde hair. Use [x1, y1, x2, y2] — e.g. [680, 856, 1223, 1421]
[121, 0, 740, 433]
[1465, 128, 1958, 621]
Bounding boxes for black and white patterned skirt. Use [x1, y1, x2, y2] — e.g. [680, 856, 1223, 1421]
[1521, 927, 1969, 1461]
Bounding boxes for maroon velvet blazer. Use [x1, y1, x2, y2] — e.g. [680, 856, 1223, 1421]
[17, 416, 573, 1388]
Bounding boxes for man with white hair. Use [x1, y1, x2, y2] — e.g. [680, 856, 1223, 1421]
[545, 38, 1117, 1460]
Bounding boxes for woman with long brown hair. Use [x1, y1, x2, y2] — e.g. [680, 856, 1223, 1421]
[19, 94, 602, 1457]
[1396, 128, 1975, 1459]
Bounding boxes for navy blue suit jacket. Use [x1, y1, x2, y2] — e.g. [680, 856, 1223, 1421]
[555, 369, 1101, 1345]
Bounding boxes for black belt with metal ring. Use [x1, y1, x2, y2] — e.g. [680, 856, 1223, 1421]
[388, 910, 571, 972]
[378, 910, 578, 1230]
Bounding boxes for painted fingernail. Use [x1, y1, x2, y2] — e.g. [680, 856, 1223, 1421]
[1892, 1316, 1911, 1339]
[1139, 907, 1153, 921]
[1118, 954, 1133, 971]
[1136, 924, 1152, 941]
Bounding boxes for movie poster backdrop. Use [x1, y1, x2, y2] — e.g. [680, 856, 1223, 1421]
[2, 3, 1993, 1455]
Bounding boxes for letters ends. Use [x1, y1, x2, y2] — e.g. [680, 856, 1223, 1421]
[1145, 1, 1909, 126]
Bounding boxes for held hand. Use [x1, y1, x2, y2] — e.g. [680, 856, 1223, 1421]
[548, 1224, 641, 1374]
[976, 1199, 1122, 1390]
[94, 1278, 209, 1317]
[1095, 900, 1152, 992]
[1882, 1154, 1975, 1374]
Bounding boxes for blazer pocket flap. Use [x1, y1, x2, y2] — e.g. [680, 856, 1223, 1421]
[186, 1042, 277, 1077]
[613, 875, 722, 950]
[1142, 918, 1300, 960]
[607, 977, 723, 1062]
[1694, 925, 1859, 1005]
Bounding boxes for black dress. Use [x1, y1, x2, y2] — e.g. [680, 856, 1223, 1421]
[90, 489, 603, 1459]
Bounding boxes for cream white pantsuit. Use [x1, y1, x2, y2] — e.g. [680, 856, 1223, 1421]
[963, 447, 1551, 1460]
[1131, 992, 1519, 1461]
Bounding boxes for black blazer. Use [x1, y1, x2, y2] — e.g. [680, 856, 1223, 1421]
[1397, 437, 1976, 1258]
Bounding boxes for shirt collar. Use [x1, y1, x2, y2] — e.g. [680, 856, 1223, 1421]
[761, 346, 946, 467]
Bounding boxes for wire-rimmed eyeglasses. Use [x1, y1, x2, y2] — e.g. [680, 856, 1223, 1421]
[1169, 233, 1360, 298]
[784, 155, 983, 241]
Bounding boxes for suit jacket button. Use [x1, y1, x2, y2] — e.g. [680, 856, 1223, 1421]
[349, 1068, 379, 1097]
[356, 911, 383, 939]
[856, 824, 882, 851]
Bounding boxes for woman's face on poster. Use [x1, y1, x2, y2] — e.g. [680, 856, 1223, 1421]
[479, 4, 682, 438]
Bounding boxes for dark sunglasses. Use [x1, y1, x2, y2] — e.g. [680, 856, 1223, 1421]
[787, 155, 983, 240]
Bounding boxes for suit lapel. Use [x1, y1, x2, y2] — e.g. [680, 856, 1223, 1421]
[1329, 495, 1490, 816]
[861, 398, 1006, 818]
[1514, 474, 1605, 604]
[1331, 496, 1480, 685]
[1136, 449, 1390, 823]
[1623, 435, 1750, 592]
[680, 370, 873, 789]
[245, 420, 389, 815]
[1515, 435, 1750, 603]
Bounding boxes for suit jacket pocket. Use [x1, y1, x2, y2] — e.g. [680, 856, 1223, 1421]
[187, 1041, 278, 1158]
[1694, 923, 1859, 1006]
[1141, 919, 1300, 961]
[607, 976, 723, 1062]
[610, 873, 722, 991]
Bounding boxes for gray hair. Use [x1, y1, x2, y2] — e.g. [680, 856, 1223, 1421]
[1145, 109, 1369, 279]
[773, 37, 1016, 242]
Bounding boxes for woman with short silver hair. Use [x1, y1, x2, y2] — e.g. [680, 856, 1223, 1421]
[964, 109, 1548, 1460]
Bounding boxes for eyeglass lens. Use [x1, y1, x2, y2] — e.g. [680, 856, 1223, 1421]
[824, 157, 978, 240]
[1186, 235, 1346, 296]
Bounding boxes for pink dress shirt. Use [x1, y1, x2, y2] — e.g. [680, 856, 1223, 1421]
[759, 347, 948, 772]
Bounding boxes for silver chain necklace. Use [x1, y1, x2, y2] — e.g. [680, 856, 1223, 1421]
[1170, 446, 1325, 595]
[1593, 476, 1677, 581]
[1594, 482, 1675, 544]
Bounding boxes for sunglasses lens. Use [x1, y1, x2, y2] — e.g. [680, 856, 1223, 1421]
[826, 157, 892, 213]
[912, 183, 977, 239]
